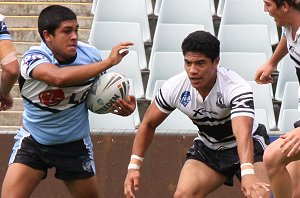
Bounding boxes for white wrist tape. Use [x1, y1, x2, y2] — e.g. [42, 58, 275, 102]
[131, 154, 144, 162]
[241, 168, 255, 177]
[240, 162, 254, 169]
[128, 163, 140, 170]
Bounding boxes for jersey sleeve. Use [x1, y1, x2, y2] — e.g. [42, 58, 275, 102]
[0, 14, 12, 40]
[154, 79, 176, 114]
[228, 81, 255, 119]
[21, 51, 51, 79]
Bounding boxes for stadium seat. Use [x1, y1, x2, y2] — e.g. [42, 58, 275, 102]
[154, 0, 216, 16]
[146, 52, 184, 100]
[88, 79, 140, 131]
[219, 0, 278, 45]
[149, 23, 204, 70]
[248, 81, 276, 130]
[100, 50, 145, 99]
[218, 24, 273, 59]
[255, 109, 270, 132]
[216, 0, 225, 17]
[92, 0, 151, 43]
[91, 0, 98, 14]
[277, 109, 300, 132]
[219, 52, 273, 98]
[156, 0, 215, 35]
[89, 21, 147, 70]
[275, 55, 298, 101]
[146, 0, 153, 15]
[219, 52, 267, 81]
[277, 82, 299, 130]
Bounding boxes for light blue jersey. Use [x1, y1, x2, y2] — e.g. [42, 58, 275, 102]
[19, 41, 102, 145]
[0, 14, 12, 40]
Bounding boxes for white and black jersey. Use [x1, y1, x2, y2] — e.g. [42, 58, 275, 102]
[155, 66, 259, 150]
[283, 27, 300, 111]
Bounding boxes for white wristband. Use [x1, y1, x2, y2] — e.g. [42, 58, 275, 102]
[240, 163, 254, 169]
[131, 154, 144, 162]
[128, 163, 140, 170]
[241, 168, 255, 177]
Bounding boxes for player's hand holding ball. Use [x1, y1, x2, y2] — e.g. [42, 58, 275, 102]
[86, 72, 136, 116]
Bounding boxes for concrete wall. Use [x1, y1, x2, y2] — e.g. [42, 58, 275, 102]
[0, 133, 243, 198]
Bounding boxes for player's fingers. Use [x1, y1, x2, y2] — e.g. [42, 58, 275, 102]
[124, 179, 135, 198]
[260, 183, 270, 192]
[133, 177, 140, 191]
[124, 186, 135, 198]
[287, 141, 300, 157]
[118, 41, 134, 47]
[120, 50, 129, 57]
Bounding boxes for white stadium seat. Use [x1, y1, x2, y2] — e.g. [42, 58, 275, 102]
[89, 21, 147, 70]
[277, 82, 299, 130]
[275, 55, 298, 101]
[92, 0, 151, 43]
[248, 81, 276, 130]
[149, 23, 204, 70]
[156, 0, 215, 35]
[219, 0, 278, 45]
[146, 52, 184, 100]
[218, 24, 273, 60]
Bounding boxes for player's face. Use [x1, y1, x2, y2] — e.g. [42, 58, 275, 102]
[44, 20, 79, 62]
[184, 51, 219, 93]
[263, 0, 286, 26]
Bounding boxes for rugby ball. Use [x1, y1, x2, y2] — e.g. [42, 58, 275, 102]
[86, 72, 130, 114]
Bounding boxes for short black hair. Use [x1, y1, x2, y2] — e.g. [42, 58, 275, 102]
[272, 0, 300, 10]
[181, 30, 220, 62]
[38, 5, 77, 41]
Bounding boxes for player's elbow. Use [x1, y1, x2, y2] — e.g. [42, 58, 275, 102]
[45, 74, 69, 87]
[2, 60, 20, 79]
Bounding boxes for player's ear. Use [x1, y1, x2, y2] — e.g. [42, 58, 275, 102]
[213, 56, 220, 66]
[282, 1, 290, 12]
[43, 30, 51, 42]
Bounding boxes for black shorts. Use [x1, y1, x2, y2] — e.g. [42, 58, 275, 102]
[186, 124, 270, 186]
[9, 129, 96, 180]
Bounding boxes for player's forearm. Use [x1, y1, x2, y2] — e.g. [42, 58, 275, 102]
[132, 126, 155, 157]
[1, 60, 19, 96]
[268, 37, 288, 67]
[32, 58, 114, 87]
[237, 136, 254, 164]
[232, 117, 255, 163]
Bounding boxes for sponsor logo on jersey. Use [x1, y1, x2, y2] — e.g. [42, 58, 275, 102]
[193, 108, 218, 116]
[180, 91, 191, 107]
[39, 89, 65, 106]
[23, 54, 46, 66]
[216, 92, 226, 108]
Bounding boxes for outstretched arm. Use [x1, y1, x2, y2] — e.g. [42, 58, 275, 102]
[31, 42, 134, 87]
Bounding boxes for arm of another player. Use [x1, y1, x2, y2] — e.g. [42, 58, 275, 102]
[231, 116, 270, 198]
[255, 36, 288, 84]
[31, 42, 133, 87]
[124, 102, 169, 198]
[0, 40, 20, 111]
